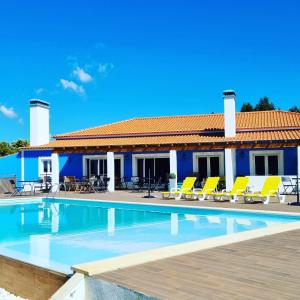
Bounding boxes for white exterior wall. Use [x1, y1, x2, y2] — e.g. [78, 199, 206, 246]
[30, 100, 50, 146]
[107, 152, 115, 192]
[223, 91, 236, 138]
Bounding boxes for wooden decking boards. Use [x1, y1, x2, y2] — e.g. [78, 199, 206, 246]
[95, 229, 300, 299]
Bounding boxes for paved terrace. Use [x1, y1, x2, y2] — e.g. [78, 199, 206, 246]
[2, 191, 300, 299]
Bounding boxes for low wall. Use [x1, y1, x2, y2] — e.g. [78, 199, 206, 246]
[0, 255, 68, 300]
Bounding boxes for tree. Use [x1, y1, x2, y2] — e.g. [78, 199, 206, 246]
[289, 106, 300, 113]
[240, 102, 254, 112]
[254, 97, 276, 111]
[11, 139, 29, 152]
[0, 139, 29, 157]
[0, 142, 14, 157]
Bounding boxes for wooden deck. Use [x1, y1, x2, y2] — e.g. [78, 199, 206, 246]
[95, 229, 300, 300]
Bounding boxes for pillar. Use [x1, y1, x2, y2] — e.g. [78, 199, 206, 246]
[169, 150, 177, 189]
[107, 152, 115, 192]
[51, 152, 59, 192]
[21, 150, 25, 181]
[225, 148, 236, 190]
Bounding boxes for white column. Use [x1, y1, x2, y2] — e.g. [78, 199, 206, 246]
[107, 208, 115, 236]
[225, 148, 236, 190]
[107, 152, 115, 192]
[298, 146, 300, 177]
[51, 152, 60, 192]
[169, 150, 177, 189]
[20, 150, 25, 181]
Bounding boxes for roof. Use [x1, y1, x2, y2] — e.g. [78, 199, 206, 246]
[26, 110, 300, 151]
[30, 130, 300, 150]
[54, 110, 300, 139]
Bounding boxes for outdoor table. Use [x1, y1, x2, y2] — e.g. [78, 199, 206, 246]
[17, 180, 38, 195]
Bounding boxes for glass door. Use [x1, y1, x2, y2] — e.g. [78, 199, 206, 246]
[87, 158, 121, 178]
[198, 156, 221, 181]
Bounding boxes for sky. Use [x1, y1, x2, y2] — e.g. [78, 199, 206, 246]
[0, 0, 300, 142]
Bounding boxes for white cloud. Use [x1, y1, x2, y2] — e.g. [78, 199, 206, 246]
[35, 88, 44, 95]
[73, 67, 92, 83]
[60, 79, 85, 94]
[0, 105, 18, 119]
[98, 63, 114, 76]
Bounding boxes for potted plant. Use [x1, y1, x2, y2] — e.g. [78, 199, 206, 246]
[169, 173, 177, 191]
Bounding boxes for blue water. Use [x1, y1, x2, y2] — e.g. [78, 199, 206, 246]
[0, 198, 299, 274]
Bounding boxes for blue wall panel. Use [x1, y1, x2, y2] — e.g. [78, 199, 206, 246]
[236, 149, 250, 176]
[177, 151, 193, 181]
[123, 153, 132, 178]
[0, 153, 21, 180]
[283, 147, 297, 175]
[59, 153, 83, 178]
[24, 150, 52, 180]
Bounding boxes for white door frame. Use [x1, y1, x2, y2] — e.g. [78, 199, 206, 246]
[82, 154, 124, 177]
[192, 151, 225, 176]
[249, 150, 284, 175]
[132, 153, 170, 177]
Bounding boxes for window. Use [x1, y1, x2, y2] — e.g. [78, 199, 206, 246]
[193, 152, 224, 181]
[250, 150, 283, 176]
[83, 155, 124, 179]
[133, 154, 170, 183]
[38, 158, 52, 177]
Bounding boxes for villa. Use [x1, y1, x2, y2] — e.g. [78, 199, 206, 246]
[1, 90, 299, 192]
[0, 90, 300, 300]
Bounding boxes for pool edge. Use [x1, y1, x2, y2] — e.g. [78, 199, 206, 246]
[72, 220, 300, 276]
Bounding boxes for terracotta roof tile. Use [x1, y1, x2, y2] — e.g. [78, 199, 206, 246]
[28, 130, 300, 150]
[54, 110, 300, 138]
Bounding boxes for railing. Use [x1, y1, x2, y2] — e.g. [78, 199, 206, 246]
[46, 183, 67, 199]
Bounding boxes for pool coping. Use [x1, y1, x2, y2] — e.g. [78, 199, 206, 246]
[2, 196, 300, 276]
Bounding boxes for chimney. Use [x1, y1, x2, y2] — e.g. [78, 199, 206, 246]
[30, 99, 50, 146]
[223, 90, 236, 137]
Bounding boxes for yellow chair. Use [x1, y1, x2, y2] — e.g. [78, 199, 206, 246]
[243, 176, 283, 205]
[212, 177, 249, 203]
[185, 177, 220, 201]
[162, 177, 197, 200]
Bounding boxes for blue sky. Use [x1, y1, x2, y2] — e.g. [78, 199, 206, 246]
[0, 0, 299, 142]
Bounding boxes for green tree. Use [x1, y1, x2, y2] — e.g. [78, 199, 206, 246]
[254, 97, 276, 111]
[11, 139, 29, 152]
[0, 142, 14, 157]
[0, 139, 29, 157]
[240, 102, 254, 112]
[289, 106, 300, 112]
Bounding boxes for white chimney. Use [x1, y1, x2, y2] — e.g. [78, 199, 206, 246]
[30, 99, 50, 146]
[223, 90, 236, 137]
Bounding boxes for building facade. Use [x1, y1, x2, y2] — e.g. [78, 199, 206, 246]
[1, 91, 300, 192]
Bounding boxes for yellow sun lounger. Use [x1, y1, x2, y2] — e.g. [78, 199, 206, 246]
[243, 176, 283, 205]
[184, 177, 220, 201]
[212, 176, 249, 203]
[162, 177, 197, 200]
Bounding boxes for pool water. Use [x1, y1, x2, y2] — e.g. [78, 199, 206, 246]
[0, 198, 299, 274]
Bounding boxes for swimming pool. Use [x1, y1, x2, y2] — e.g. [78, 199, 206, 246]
[0, 198, 300, 274]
